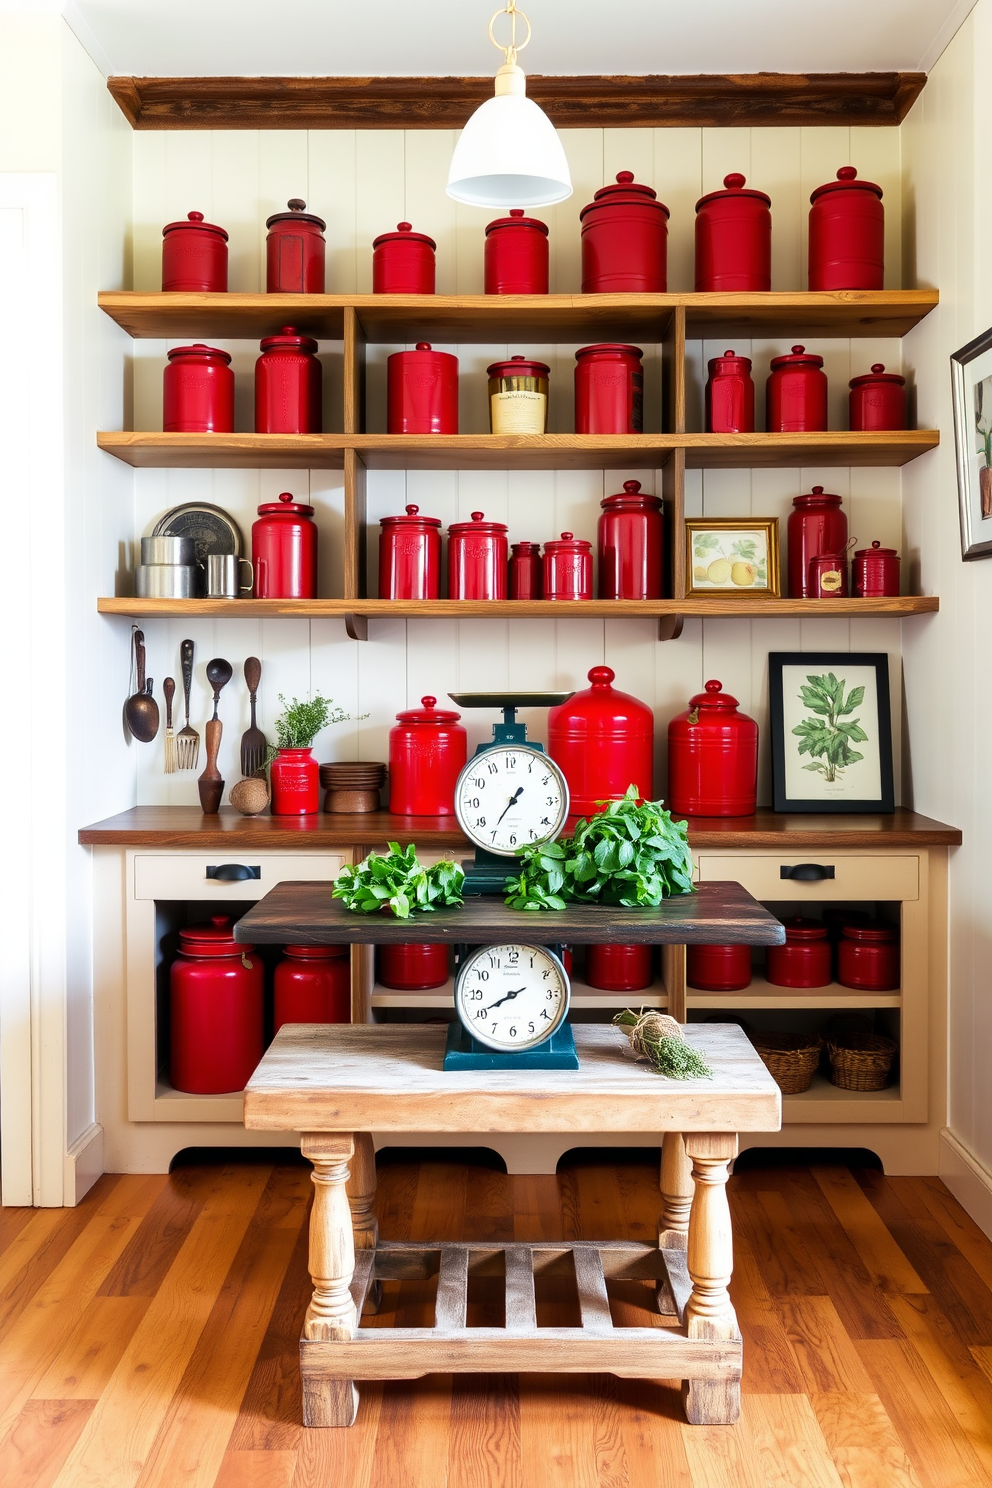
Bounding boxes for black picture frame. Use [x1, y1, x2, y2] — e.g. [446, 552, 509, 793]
[769, 653, 895, 814]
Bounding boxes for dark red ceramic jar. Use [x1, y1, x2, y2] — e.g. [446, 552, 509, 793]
[162, 211, 229, 293]
[252, 492, 318, 599]
[853, 540, 900, 597]
[270, 749, 320, 815]
[574, 344, 644, 434]
[667, 680, 758, 818]
[686, 943, 752, 992]
[254, 326, 322, 433]
[485, 209, 549, 294]
[447, 511, 508, 599]
[809, 553, 849, 598]
[163, 343, 235, 433]
[274, 945, 350, 1031]
[265, 199, 326, 294]
[388, 697, 467, 816]
[765, 918, 832, 988]
[695, 173, 771, 292]
[580, 172, 670, 293]
[378, 504, 442, 599]
[767, 345, 828, 433]
[849, 364, 907, 431]
[837, 923, 899, 991]
[548, 666, 654, 815]
[706, 350, 755, 434]
[509, 541, 543, 599]
[598, 480, 663, 600]
[373, 222, 436, 294]
[170, 916, 263, 1094]
[787, 487, 847, 599]
[378, 943, 449, 990]
[809, 167, 884, 291]
[387, 343, 459, 434]
[585, 943, 654, 992]
[543, 532, 593, 601]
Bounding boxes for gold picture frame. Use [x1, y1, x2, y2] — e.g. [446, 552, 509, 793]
[684, 517, 781, 598]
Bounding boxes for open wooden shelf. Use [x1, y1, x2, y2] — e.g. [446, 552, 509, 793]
[370, 974, 669, 1012]
[686, 974, 901, 1010]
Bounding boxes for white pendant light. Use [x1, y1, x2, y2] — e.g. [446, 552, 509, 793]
[446, 4, 572, 209]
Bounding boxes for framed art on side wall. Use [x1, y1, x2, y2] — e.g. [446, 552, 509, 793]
[769, 653, 894, 813]
[951, 325, 992, 559]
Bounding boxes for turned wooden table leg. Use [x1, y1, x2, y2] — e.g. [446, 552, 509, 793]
[656, 1130, 693, 1315]
[348, 1131, 380, 1313]
[301, 1132, 359, 1427]
[682, 1131, 741, 1425]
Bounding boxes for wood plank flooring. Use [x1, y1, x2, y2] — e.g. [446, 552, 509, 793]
[2, 1153, 992, 1487]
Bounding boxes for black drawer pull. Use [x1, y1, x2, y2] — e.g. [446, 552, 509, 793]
[780, 863, 835, 882]
[205, 864, 261, 882]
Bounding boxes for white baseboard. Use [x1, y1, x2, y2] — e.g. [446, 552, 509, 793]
[938, 1126, 992, 1241]
[64, 1122, 104, 1205]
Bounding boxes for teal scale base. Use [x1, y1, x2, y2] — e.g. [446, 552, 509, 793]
[443, 1019, 580, 1071]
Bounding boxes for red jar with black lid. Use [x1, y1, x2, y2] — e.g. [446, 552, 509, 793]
[162, 211, 229, 292]
[373, 222, 437, 294]
[265, 199, 326, 294]
[574, 344, 644, 434]
[767, 345, 828, 433]
[274, 945, 350, 1031]
[695, 173, 771, 292]
[378, 504, 442, 599]
[765, 918, 832, 989]
[163, 343, 235, 433]
[447, 511, 508, 599]
[809, 167, 884, 291]
[388, 696, 467, 816]
[254, 326, 322, 433]
[706, 350, 755, 434]
[837, 923, 899, 991]
[580, 172, 670, 293]
[543, 532, 593, 601]
[378, 943, 449, 990]
[667, 680, 758, 818]
[849, 364, 906, 431]
[485, 209, 549, 294]
[598, 480, 663, 600]
[387, 343, 459, 434]
[585, 944, 654, 992]
[687, 944, 752, 992]
[787, 487, 847, 599]
[509, 541, 543, 599]
[170, 915, 263, 1095]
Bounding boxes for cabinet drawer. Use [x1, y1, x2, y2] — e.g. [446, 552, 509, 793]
[695, 853, 919, 903]
[133, 852, 347, 901]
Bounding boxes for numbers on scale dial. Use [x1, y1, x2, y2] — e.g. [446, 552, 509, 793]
[457, 943, 568, 1052]
[456, 747, 567, 855]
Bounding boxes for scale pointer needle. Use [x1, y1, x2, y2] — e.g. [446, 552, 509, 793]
[485, 987, 526, 1010]
[497, 787, 523, 824]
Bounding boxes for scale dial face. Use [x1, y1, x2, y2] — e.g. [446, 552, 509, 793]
[454, 745, 569, 857]
[454, 943, 570, 1052]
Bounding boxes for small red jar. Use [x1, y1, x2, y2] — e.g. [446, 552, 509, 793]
[598, 480, 663, 600]
[809, 167, 884, 291]
[378, 504, 442, 599]
[388, 696, 467, 816]
[387, 343, 459, 434]
[509, 541, 543, 599]
[170, 915, 263, 1094]
[667, 679, 757, 818]
[255, 326, 322, 434]
[373, 222, 437, 295]
[162, 211, 228, 293]
[706, 350, 755, 434]
[765, 917, 832, 989]
[543, 532, 593, 601]
[271, 748, 320, 815]
[548, 666, 654, 815]
[687, 943, 752, 992]
[767, 345, 828, 433]
[809, 553, 849, 598]
[837, 922, 899, 991]
[695, 173, 771, 292]
[853, 540, 900, 597]
[788, 487, 847, 599]
[252, 492, 318, 599]
[163, 343, 234, 433]
[849, 364, 907, 431]
[378, 943, 449, 990]
[585, 943, 654, 992]
[580, 171, 670, 293]
[485, 209, 549, 294]
[574, 343, 644, 434]
[265, 199, 326, 294]
[274, 945, 350, 1031]
[447, 511, 508, 599]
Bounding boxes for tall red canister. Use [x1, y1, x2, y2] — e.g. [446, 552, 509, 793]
[274, 945, 350, 1030]
[766, 918, 832, 988]
[162, 211, 228, 293]
[378, 943, 449, 990]
[853, 540, 900, 597]
[849, 364, 907, 431]
[372, 222, 437, 294]
[255, 327, 322, 433]
[706, 350, 755, 433]
[767, 345, 828, 432]
[574, 344, 644, 433]
[543, 532, 593, 600]
[687, 944, 752, 992]
[387, 343, 458, 434]
[837, 922, 899, 991]
[388, 696, 467, 816]
[809, 167, 884, 291]
[548, 666, 655, 815]
[585, 944, 654, 992]
[787, 487, 847, 599]
[252, 492, 318, 599]
[580, 172, 670, 293]
[163, 344, 234, 433]
[598, 480, 663, 599]
[667, 679, 757, 817]
[509, 541, 543, 598]
[447, 511, 508, 599]
[695, 173, 772, 292]
[378, 504, 442, 599]
[485, 209, 549, 294]
[170, 915, 263, 1094]
[265, 199, 326, 294]
[270, 749, 319, 815]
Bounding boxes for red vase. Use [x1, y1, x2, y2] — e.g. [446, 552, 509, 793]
[270, 747, 319, 815]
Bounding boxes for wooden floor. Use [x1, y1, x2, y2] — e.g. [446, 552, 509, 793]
[2, 1151, 992, 1488]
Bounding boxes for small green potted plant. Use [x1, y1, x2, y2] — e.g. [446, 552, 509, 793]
[269, 694, 353, 816]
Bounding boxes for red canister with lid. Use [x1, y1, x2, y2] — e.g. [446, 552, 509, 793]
[580, 171, 670, 293]
[809, 167, 885, 291]
[265, 199, 326, 294]
[585, 943, 654, 992]
[853, 540, 900, 597]
[378, 943, 449, 990]
[849, 364, 907, 431]
[251, 492, 318, 599]
[163, 343, 235, 433]
[809, 553, 849, 599]
[687, 943, 752, 992]
[543, 532, 593, 601]
[574, 343, 644, 434]
[387, 343, 459, 434]
[373, 222, 437, 294]
[837, 922, 899, 991]
[788, 487, 847, 599]
[667, 679, 758, 818]
[270, 749, 319, 815]
[170, 915, 263, 1095]
[598, 480, 663, 600]
[378, 504, 442, 599]
[765, 917, 832, 988]
[447, 511, 508, 599]
[254, 326, 322, 433]
[388, 696, 467, 816]
[162, 211, 229, 292]
[485, 209, 549, 294]
[548, 666, 654, 815]
[767, 345, 828, 432]
[695, 173, 772, 292]
[274, 945, 351, 1031]
[706, 350, 755, 434]
[509, 541, 543, 599]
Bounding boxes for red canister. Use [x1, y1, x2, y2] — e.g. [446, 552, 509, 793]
[378, 504, 442, 599]
[255, 326, 322, 434]
[447, 511, 508, 599]
[270, 748, 320, 815]
[580, 171, 670, 293]
[853, 540, 900, 597]
[849, 364, 907, 431]
[585, 943, 654, 992]
[767, 345, 828, 433]
[837, 922, 899, 991]
[378, 943, 449, 990]
[485, 209, 549, 294]
[809, 553, 849, 599]
[170, 915, 263, 1094]
[809, 167, 884, 291]
[765, 917, 832, 989]
[598, 480, 663, 600]
[667, 679, 758, 818]
[252, 492, 318, 599]
[788, 487, 847, 599]
[543, 532, 593, 601]
[548, 666, 654, 815]
[265, 199, 326, 294]
[274, 945, 350, 1030]
[373, 222, 437, 295]
[389, 696, 467, 816]
[574, 344, 644, 434]
[163, 343, 235, 433]
[162, 211, 229, 293]
[694, 173, 771, 292]
[509, 541, 543, 599]
[687, 944, 752, 992]
[706, 350, 755, 434]
[387, 343, 459, 434]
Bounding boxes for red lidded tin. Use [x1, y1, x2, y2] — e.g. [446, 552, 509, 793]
[387, 343, 458, 434]
[378, 504, 442, 600]
[388, 696, 467, 816]
[687, 943, 752, 992]
[767, 345, 828, 433]
[170, 916, 263, 1094]
[809, 553, 849, 598]
[585, 943, 654, 992]
[695, 173, 771, 292]
[373, 222, 436, 295]
[853, 540, 900, 597]
[574, 343, 644, 434]
[252, 491, 318, 599]
[765, 917, 832, 989]
[598, 480, 663, 600]
[447, 511, 508, 599]
[580, 171, 670, 294]
[163, 343, 234, 433]
[509, 541, 543, 599]
[255, 326, 322, 434]
[162, 211, 228, 293]
[378, 943, 449, 990]
[849, 363, 906, 431]
[788, 487, 847, 599]
[809, 167, 884, 291]
[543, 532, 593, 601]
[266, 199, 326, 294]
[548, 666, 654, 815]
[485, 209, 549, 295]
[270, 750, 319, 815]
[274, 944, 350, 1031]
[706, 350, 755, 434]
[837, 922, 899, 991]
[667, 679, 758, 818]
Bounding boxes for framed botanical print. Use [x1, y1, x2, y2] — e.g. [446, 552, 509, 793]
[684, 518, 780, 597]
[951, 325, 992, 559]
[769, 653, 895, 813]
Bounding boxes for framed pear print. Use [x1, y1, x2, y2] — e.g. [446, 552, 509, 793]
[769, 653, 894, 813]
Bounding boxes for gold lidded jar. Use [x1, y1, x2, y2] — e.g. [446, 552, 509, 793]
[487, 355, 550, 435]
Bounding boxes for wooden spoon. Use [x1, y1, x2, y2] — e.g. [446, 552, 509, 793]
[124, 630, 160, 743]
[198, 657, 233, 813]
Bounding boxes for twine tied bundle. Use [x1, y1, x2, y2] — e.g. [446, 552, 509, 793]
[613, 1010, 713, 1080]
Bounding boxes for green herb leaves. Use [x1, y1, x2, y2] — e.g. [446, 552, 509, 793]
[792, 673, 868, 783]
[613, 1009, 712, 1080]
[333, 843, 465, 919]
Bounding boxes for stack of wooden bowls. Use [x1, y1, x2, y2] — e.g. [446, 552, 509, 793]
[320, 762, 386, 813]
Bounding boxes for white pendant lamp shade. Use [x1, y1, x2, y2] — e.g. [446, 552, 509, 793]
[447, 65, 572, 209]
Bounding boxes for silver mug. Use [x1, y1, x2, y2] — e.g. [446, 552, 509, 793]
[206, 553, 254, 598]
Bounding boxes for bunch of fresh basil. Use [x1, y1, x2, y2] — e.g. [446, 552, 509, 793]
[333, 842, 465, 919]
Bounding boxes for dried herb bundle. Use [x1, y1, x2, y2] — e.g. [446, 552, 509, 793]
[613, 1010, 712, 1080]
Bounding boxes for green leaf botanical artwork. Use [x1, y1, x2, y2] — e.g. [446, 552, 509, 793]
[791, 672, 869, 784]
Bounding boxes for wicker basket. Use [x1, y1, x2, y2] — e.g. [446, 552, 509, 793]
[751, 1032, 823, 1094]
[826, 1034, 897, 1092]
